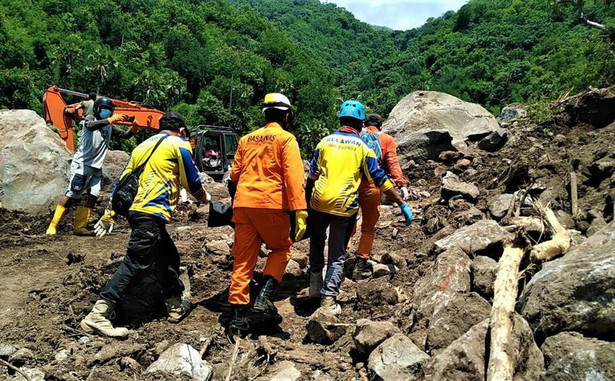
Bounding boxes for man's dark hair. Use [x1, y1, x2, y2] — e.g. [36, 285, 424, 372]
[160, 111, 186, 131]
[364, 114, 383, 128]
[264, 108, 288, 124]
[339, 116, 363, 131]
[88, 92, 97, 100]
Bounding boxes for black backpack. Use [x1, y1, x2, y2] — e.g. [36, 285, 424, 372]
[111, 135, 168, 216]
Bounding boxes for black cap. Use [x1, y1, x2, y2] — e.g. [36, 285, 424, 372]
[365, 113, 383, 127]
[160, 111, 186, 131]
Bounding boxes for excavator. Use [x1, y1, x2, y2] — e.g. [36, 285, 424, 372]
[43, 85, 239, 180]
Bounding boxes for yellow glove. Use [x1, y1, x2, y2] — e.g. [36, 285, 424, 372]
[107, 114, 126, 124]
[94, 210, 116, 238]
[294, 210, 308, 241]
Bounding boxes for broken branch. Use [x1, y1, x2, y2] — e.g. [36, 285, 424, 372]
[570, 172, 579, 218]
[0, 358, 33, 381]
[530, 203, 572, 262]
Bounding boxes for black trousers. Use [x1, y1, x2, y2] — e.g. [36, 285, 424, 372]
[308, 210, 357, 296]
[100, 212, 184, 304]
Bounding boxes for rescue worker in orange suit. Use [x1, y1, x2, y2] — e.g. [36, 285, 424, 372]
[226, 93, 307, 338]
[353, 113, 410, 280]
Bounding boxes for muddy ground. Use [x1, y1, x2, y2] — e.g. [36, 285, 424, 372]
[1, 93, 614, 380]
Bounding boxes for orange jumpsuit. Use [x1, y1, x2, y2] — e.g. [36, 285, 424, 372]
[356, 126, 407, 259]
[228, 123, 306, 305]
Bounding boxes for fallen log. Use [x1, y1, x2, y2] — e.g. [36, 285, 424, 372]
[487, 245, 525, 381]
[530, 203, 572, 262]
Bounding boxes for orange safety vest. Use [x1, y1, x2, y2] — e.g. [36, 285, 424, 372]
[360, 126, 407, 189]
[230, 123, 306, 211]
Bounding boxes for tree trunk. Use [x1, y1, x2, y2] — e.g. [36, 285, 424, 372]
[487, 245, 525, 381]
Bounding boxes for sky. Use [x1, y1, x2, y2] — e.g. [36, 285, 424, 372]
[322, 0, 468, 30]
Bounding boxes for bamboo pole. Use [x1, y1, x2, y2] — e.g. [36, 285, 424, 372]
[487, 245, 525, 381]
[570, 172, 579, 218]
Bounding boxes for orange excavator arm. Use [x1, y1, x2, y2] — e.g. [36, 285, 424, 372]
[43, 85, 165, 151]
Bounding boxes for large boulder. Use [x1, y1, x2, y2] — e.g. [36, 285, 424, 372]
[102, 150, 129, 191]
[0, 110, 71, 214]
[424, 314, 543, 381]
[433, 220, 513, 258]
[519, 221, 615, 340]
[387, 129, 456, 165]
[382, 91, 503, 159]
[471, 256, 497, 298]
[353, 319, 401, 356]
[367, 333, 430, 381]
[541, 332, 615, 381]
[426, 292, 491, 351]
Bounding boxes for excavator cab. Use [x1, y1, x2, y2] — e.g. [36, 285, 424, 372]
[193, 126, 238, 180]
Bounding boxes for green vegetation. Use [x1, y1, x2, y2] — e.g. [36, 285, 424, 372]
[1, 0, 614, 153]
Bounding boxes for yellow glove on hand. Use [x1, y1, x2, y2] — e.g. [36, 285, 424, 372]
[294, 210, 308, 241]
[107, 114, 126, 124]
[94, 210, 116, 238]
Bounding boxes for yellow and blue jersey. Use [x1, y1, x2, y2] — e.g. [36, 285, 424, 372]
[309, 127, 394, 217]
[113, 132, 206, 222]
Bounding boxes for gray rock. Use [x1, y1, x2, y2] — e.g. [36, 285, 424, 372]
[555, 210, 575, 230]
[205, 240, 230, 255]
[353, 319, 401, 355]
[541, 332, 615, 381]
[433, 220, 514, 258]
[426, 292, 491, 351]
[478, 130, 508, 152]
[372, 263, 397, 278]
[269, 360, 301, 381]
[392, 129, 457, 165]
[499, 105, 527, 121]
[381, 252, 406, 269]
[424, 313, 542, 381]
[283, 259, 303, 279]
[146, 343, 213, 381]
[368, 333, 430, 381]
[306, 310, 347, 344]
[488, 193, 514, 219]
[453, 158, 472, 173]
[383, 91, 503, 147]
[441, 171, 479, 201]
[471, 256, 497, 298]
[0, 343, 17, 357]
[587, 215, 607, 237]
[9, 348, 35, 363]
[520, 221, 615, 340]
[54, 349, 70, 363]
[0, 110, 71, 214]
[78, 336, 90, 345]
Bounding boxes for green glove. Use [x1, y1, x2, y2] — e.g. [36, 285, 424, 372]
[294, 210, 308, 241]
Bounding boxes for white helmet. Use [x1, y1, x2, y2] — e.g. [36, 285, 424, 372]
[262, 93, 292, 112]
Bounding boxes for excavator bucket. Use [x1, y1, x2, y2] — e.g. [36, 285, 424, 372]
[43, 86, 78, 151]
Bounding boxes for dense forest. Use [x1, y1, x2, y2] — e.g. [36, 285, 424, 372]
[1, 0, 614, 151]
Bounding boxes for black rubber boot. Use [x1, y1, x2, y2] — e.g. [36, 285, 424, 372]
[252, 276, 278, 312]
[227, 305, 250, 340]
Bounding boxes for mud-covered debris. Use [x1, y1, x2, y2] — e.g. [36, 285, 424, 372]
[65, 252, 85, 265]
[283, 259, 303, 279]
[381, 252, 406, 269]
[488, 193, 514, 219]
[372, 263, 397, 278]
[146, 343, 213, 381]
[353, 319, 401, 356]
[367, 333, 429, 381]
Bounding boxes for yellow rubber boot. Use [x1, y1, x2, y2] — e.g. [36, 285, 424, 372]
[46, 205, 66, 235]
[73, 206, 94, 236]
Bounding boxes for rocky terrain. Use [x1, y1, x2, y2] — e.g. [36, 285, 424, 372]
[0, 87, 614, 380]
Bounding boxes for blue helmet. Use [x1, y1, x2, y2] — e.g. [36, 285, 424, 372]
[337, 100, 365, 121]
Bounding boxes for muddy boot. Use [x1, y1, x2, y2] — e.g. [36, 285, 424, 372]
[320, 295, 341, 316]
[165, 297, 192, 323]
[309, 271, 323, 299]
[80, 300, 130, 338]
[352, 258, 372, 280]
[252, 276, 277, 313]
[46, 204, 66, 235]
[73, 206, 94, 236]
[227, 305, 250, 341]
